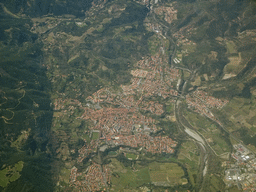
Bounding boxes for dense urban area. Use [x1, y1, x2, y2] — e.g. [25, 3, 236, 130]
[0, 0, 256, 191]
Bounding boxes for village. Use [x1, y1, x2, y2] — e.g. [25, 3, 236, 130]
[69, 163, 111, 191]
[154, 5, 177, 24]
[186, 89, 229, 125]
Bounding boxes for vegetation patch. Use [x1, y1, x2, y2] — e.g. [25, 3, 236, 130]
[184, 110, 231, 155]
[126, 153, 137, 160]
[226, 40, 237, 54]
[0, 161, 24, 188]
[110, 159, 150, 191]
[91, 131, 100, 140]
[149, 162, 185, 186]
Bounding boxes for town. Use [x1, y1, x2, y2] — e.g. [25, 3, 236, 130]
[48, 1, 256, 191]
[53, 43, 180, 190]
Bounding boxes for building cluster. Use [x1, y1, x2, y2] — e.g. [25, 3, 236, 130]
[131, 69, 149, 78]
[122, 72, 178, 98]
[70, 166, 78, 183]
[224, 144, 256, 191]
[173, 57, 181, 64]
[145, 22, 163, 35]
[70, 163, 110, 191]
[140, 100, 164, 115]
[135, 54, 166, 70]
[232, 144, 253, 162]
[186, 94, 221, 124]
[106, 134, 177, 154]
[154, 6, 177, 24]
[82, 53, 180, 118]
[128, 54, 179, 98]
[135, 54, 180, 80]
[77, 139, 99, 163]
[53, 98, 82, 111]
[79, 106, 157, 133]
[186, 90, 228, 124]
[121, 77, 140, 95]
[75, 102, 176, 159]
[192, 90, 229, 109]
[173, 25, 197, 46]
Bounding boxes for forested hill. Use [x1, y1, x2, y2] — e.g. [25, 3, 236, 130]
[0, 11, 54, 192]
[0, 0, 94, 17]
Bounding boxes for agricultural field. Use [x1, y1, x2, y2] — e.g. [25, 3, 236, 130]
[181, 43, 196, 53]
[109, 158, 150, 191]
[218, 95, 256, 151]
[221, 97, 256, 131]
[178, 141, 199, 162]
[147, 34, 169, 56]
[177, 140, 199, 186]
[149, 162, 186, 186]
[205, 173, 226, 192]
[184, 110, 231, 156]
[109, 159, 187, 190]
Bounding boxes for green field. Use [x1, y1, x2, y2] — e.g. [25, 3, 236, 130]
[177, 141, 199, 187]
[149, 162, 185, 185]
[0, 168, 9, 187]
[226, 41, 237, 54]
[109, 159, 186, 190]
[91, 131, 100, 140]
[110, 159, 150, 191]
[147, 34, 169, 55]
[203, 174, 226, 192]
[108, 151, 117, 156]
[178, 140, 199, 161]
[221, 96, 256, 131]
[0, 161, 24, 188]
[223, 53, 243, 76]
[150, 171, 167, 182]
[126, 153, 137, 160]
[165, 104, 174, 113]
[184, 110, 231, 155]
[182, 44, 197, 53]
